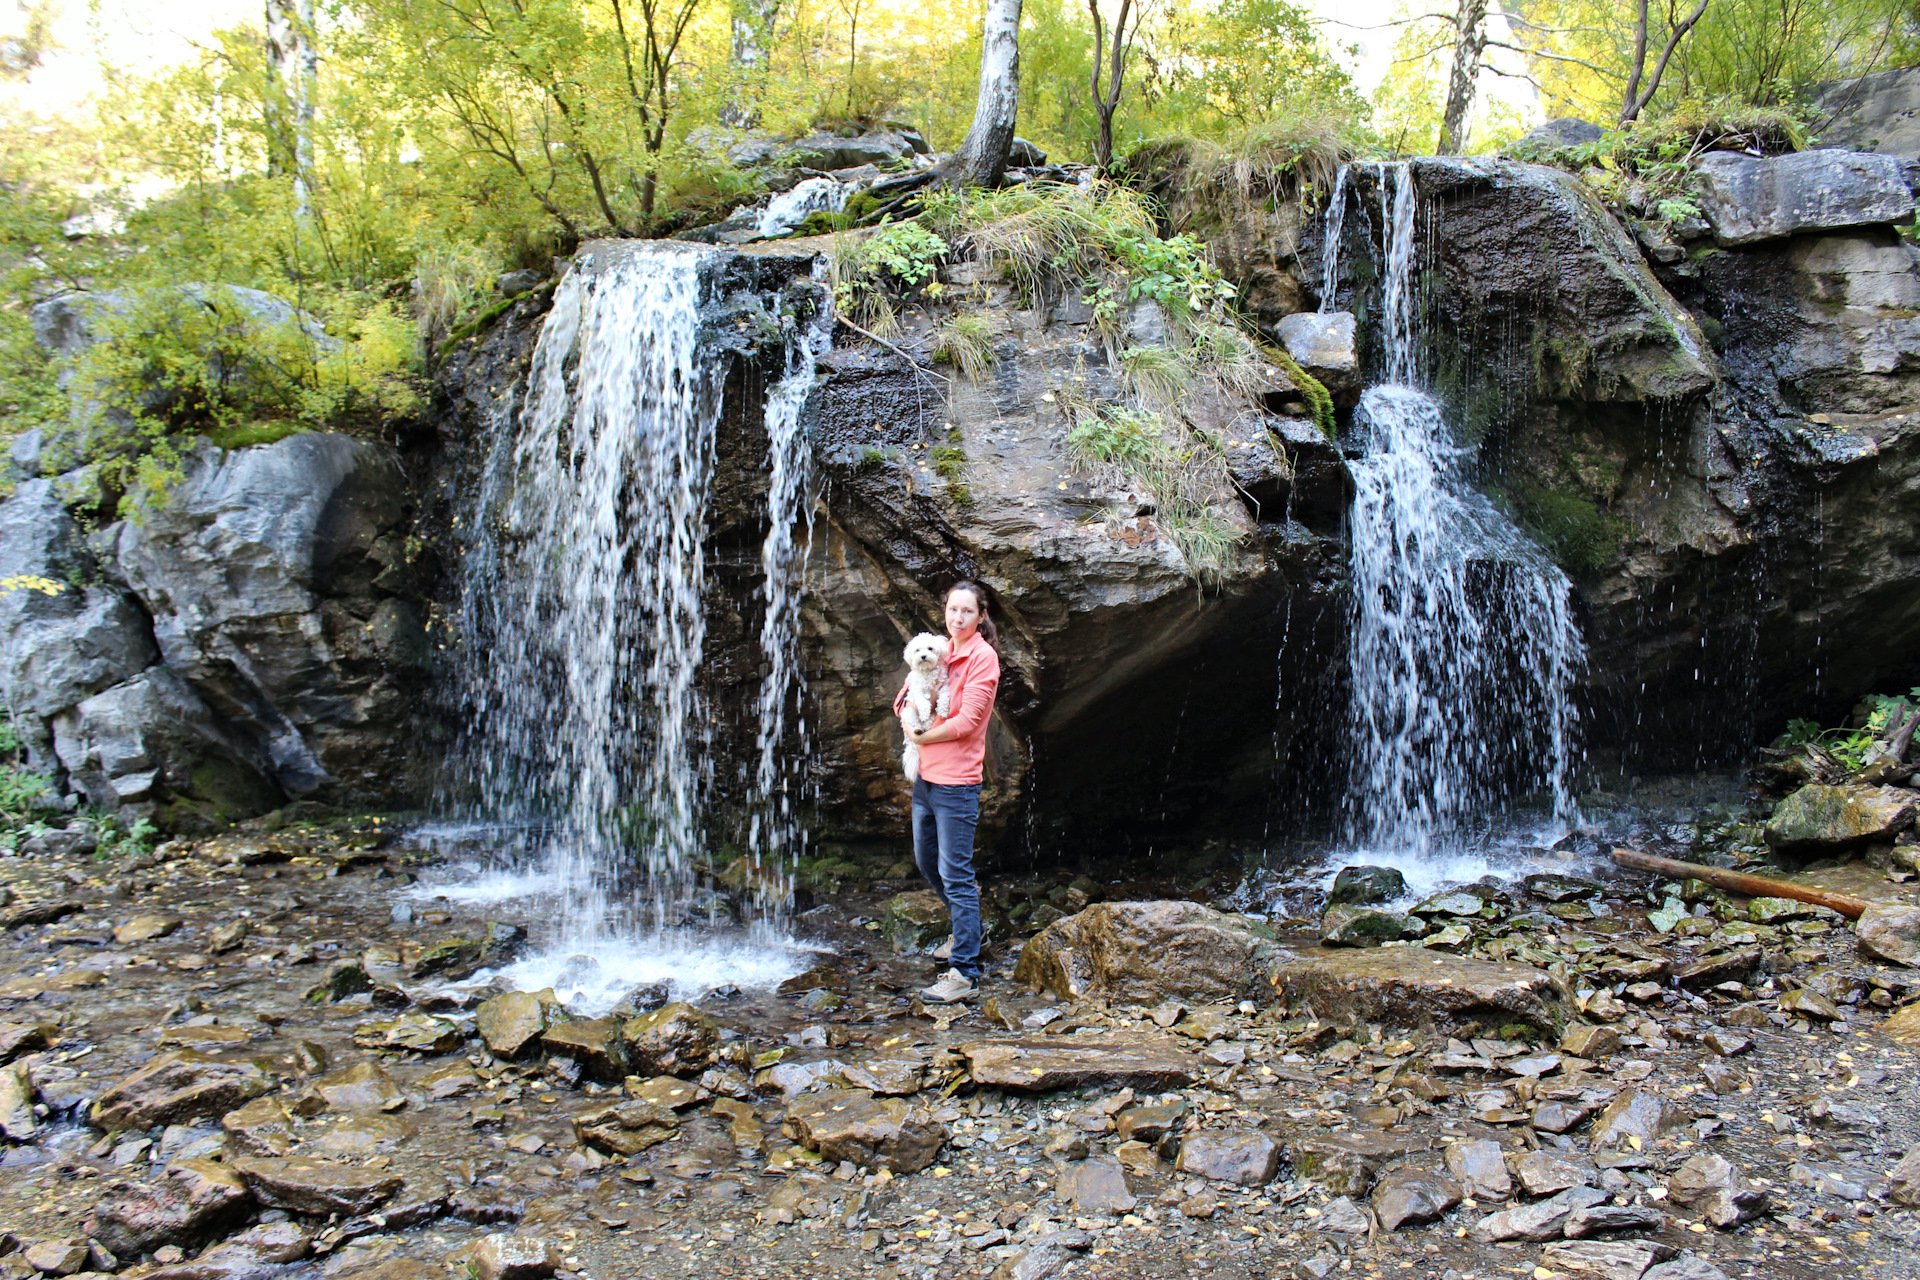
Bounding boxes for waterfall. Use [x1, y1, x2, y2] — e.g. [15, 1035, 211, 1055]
[1340, 164, 1585, 861]
[431, 240, 818, 1006]
[1317, 165, 1350, 312]
[757, 177, 848, 239]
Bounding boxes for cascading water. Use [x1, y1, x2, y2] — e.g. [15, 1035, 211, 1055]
[1333, 164, 1586, 873]
[428, 240, 818, 1006]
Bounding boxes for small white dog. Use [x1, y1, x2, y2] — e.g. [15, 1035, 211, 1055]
[900, 631, 952, 783]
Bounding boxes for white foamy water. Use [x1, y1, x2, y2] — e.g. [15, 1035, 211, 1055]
[758, 177, 848, 238]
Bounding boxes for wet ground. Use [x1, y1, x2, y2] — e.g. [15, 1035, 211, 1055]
[2, 809, 1919, 1280]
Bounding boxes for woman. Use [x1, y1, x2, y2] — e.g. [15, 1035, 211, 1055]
[895, 580, 1001, 1003]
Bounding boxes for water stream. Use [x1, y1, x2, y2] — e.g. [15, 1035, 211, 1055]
[1332, 163, 1588, 888]
[427, 240, 817, 1007]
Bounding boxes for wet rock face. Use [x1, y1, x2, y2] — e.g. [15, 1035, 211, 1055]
[621, 1002, 718, 1076]
[1013, 901, 1280, 1004]
[90, 1159, 253, 1257]
[781, 1089, 948, 1173]
[92, 1050, 275, 1130]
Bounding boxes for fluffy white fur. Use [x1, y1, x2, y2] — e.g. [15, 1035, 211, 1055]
[900, 631, 952, 783]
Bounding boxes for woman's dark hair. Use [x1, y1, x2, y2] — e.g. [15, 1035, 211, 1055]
[946, 579, 998, 649]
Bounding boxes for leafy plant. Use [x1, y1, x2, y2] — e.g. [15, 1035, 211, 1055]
[83, 809, 159, 859]
[1772, 688, 1920, 772]
[829, 220, 949, 331]
[1066, 404, 1243, 585]
[0, 719, 52, 823]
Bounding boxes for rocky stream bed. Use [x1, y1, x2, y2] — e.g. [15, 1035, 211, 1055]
[0, 794, 1912, 1274]
[2, 805, 1920, 1280]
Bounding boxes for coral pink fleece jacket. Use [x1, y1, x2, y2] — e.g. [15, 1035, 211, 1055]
[893, 631, 1000, 785]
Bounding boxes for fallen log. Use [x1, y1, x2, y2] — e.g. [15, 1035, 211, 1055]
[1609, 847, 1873, 920]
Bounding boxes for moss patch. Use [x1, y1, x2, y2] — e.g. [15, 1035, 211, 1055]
[1266, 346, 1335, 439]
[1509, 484, 1628, 577]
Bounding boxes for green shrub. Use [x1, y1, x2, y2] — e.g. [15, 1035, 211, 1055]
[829, 219, 949, 331]
[47, 285, 423, 512]
[0, 719, 52, 824]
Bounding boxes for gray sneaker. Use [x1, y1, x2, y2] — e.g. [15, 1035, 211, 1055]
[931, 935, 955, 961]
[920, 968, 976, 1003]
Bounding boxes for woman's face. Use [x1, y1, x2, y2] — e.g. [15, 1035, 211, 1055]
[945, 589, 982, 644]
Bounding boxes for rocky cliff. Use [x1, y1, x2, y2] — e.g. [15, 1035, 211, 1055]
[8, 131, 1920, 851]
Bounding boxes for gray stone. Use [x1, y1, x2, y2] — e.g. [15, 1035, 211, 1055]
[572, 1098, 679, 1156]
[1641, 1258, 1733, 1280]
[1174, 1130, 1282, 1186]
[1856, 902, 1920, 966]
[1886, 1148, 1920, 1206]
[1057, 1156, 1136, 1214]
[1471, 1184, 1608, 1242]
[1564, 1205, 1668, 1237]
[230, 1155, 403, 1216]
[1268, 947, 1564, 1033]
[1766, 783, 1916, 851]
[114, 433, 419, 804]
[52, 666, 279, 812]
[20, 1241, 88, 1276]
[476, 990, 563, 1059]
[352, 1014, 462, 1054]
[1292, 1130, 1432, 1198]
[311, 1061, 405, 1113]
[1329, 864, 1407, 905]
[540, 1017, 626, 1081]
[1275, 311, 1360, 403]
[782, 1089, 947, 1173]
[1320, 902, 1419, 946]
[1444, 1138, 1512, 1201]
[1666, 1152, 1767, 1226]
[1588, 1089, 1683, 1153]
[1369, 1165, 1461, 1230]
[1014, 900, 1278, 1004]
[92, 1050, 275, 1130]
[89, 1158, 253, 1256]
[961, 1038, 1196, 1093]
[1008, 137, 1047, 167]
[1317, 1196, 1371, 1234]
[1815, 68, 1920, 160]
[470, 1234, 559, 1280]
[1513, 1149, 1594, 1197]
[495, 271, 544, 297]
[1513, 118, 1606, 153]
[1541, 1239, 1674, 1280]
[621, 1002, 718, 1076]
[0, 1061, 36, 1141]
[1695, 149, 1915, 246]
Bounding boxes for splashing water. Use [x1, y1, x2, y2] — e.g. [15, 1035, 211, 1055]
[758, 177, 848, 239]
[1338, 163, 1586, 874]
[1317, 165, 1350, 313]
[431, 240, 819, 998]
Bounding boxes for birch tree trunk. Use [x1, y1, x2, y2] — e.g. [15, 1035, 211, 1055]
[264, 0, 316, 219]
[953, 0, 1023, 187]
[1436, 0, 1488, 155]
[720, 0, 781, 127]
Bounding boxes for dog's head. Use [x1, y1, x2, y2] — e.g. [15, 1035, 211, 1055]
[903, 632, 946, 672]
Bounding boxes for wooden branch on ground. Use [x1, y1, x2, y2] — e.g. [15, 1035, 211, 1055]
[1609, 847, 1873, 919]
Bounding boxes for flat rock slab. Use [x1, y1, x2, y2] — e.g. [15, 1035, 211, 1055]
[1473, 1184, 1608, 1242]
[1174, 1130, 1282, 1185]
[1542, 1239, 1676, 1279]
[476, 990, 561, 1059]
[1291, 1130, 1434, 1198]
[93, 1049, 275, 1130]
[1696, 149, 1915, 246]
[231, 1155, 403, 1216]
[572, 1099, 680, 1157]
[782, 1089, 947, 1173]
[91, 1157, 252, 1255]
[1267, 947, 1563, 1034]
[1857, 903, 1920, 967]
[1014, 901, 1279, 1005]
[960, 1038, 1196, 1092]
[1058, 1156, 1137, 1214]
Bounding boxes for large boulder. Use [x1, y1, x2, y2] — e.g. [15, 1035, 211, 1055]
[782, 1089, 948, 1172]
[1266, 947, 1564, 1034]
[115, 433, 426, 803]
[1765, 783, 1916, 851]
[1693, 149, 1915, 246]
[1014, 900, 1280, 1004]
[1814, 68, 1920, 160]
[92, 1050, 276, 1130]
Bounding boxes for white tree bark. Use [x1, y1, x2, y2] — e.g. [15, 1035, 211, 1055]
[954, 0, 1023, 187]
[721, 0, 781, 128]
[264, 0, 316, 218]
[1436, 0, 1488, 155]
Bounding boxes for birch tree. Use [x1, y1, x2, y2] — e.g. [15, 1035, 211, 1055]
[264, 0, 316, 218]
[1436, 0, 1488, 154]
[721, 0, 780, 127]
[953, 0, 1024, 186]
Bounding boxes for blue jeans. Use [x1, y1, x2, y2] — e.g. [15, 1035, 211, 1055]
[911, 779, 983, 979]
